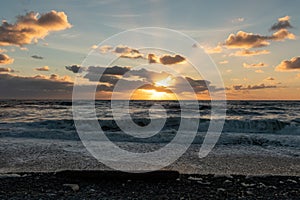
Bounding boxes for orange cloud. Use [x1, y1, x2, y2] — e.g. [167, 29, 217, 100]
[275, 57, 300, 71]
[0, 10, 71, 47]
[255, 69, 264, 73]
[224, 30, 294, 49]
[0, 54, 14, 65]
[230, 49, 270, 57]
[35, 66, 50, 71]
[243, 62, 268, 68]
[265, 77, 275, 81]
[271, 29, 295, 41]
[204, 44, 223, 54]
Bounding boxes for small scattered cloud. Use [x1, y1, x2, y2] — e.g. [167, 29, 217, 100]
[271, 29, 295, 41]
[230, 83, 277, 90]
[35, 66, 50, 71]
[204, 44, 223, 54]
[65, 65, 82, 73]
[265, 77, 275, 81]
[243, 62, 268, 68]
[270, 16, 293, 31]
[275, 57, 300, 71]
[232, 17, 244, 23]
[0, 54, 14, 65]
[219, 60, 228, 64]
[230, 49, 270, 57]
[0, 10, 71, 47]
[98, 45, 113, 53]
[31, 55, 44, 59]
[255, 69, 264, 73]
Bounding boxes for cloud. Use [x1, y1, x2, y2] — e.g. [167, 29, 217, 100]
[270, 16, 293, 31]
[243, 62, 268, 68]
[0, 67, 14, 73]
[265, 77, 275, 81]
[0, 54, 14, 65]
[275, 57, 300, 71]
[78, 65, 217, 95]
[230, 83, 277, 90]
[35, 66, 50, 71]
[224, 30, 294, 49]
[98, 45, 113, 53]
[88, 66, 130, 75]
[0, 73, 73, 99]
[230, 49, 270, 57]
[83, 66, 131, 82]
[225, 31, 270, 49]
[0, 10, 71, 47]
[204, 44, 223, 54]
[232, 17, 245, 23]
[65, 65, 82, 73]
[271, 29, 295, 41]
[113, 45, 144, 59]
[148, 53, 186, 65]
[31, 55, 43, 59]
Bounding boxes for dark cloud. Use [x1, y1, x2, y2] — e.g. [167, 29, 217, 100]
[160, 54, 185, 65]
[0, 67, 14, 73]
[0, 73, 73, 99]
[65, 65, 82, 73]
[88, 66, 130, 75]
[0, 54, 14, 65]
[270, 16, 293, 31]
[0, 10, 71, 47]
[147, 53, 186, 65]
[230, 83, 277, 90]
[31, 55, 43, 59]
[275, 57, 300, 71]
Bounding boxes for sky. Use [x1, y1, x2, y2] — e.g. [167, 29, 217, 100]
[0, 0, 299, 100]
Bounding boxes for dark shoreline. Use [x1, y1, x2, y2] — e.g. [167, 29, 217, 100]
[0, 170, 299, 199]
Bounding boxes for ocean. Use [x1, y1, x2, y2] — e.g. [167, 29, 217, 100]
[1, 100, 300, 173]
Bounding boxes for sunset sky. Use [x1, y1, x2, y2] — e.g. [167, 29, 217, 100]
[0, 0, 299, 100]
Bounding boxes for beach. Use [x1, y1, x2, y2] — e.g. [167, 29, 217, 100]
[1, 137, 300, 199]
